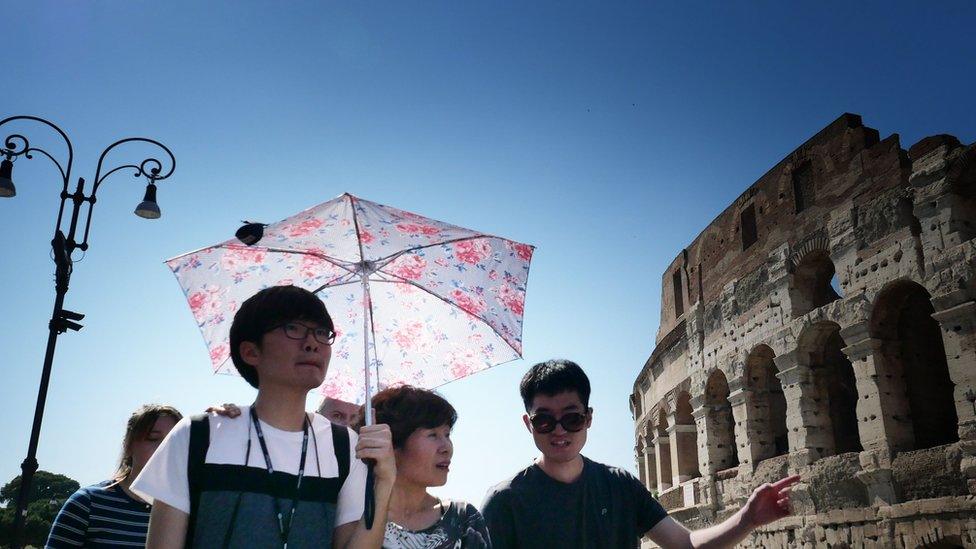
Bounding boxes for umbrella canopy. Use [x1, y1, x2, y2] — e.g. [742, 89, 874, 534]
[167, 193, 534, 404]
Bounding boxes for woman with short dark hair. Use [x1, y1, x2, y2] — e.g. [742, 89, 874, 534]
[362, 385, 491, 548]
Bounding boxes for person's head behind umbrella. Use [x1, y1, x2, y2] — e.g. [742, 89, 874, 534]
[318, 396, 363, 427]
[357, 385, 457, 488]
[229, 285, 335, 389]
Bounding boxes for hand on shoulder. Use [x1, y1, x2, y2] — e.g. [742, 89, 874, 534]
[205, 403, 242, 418]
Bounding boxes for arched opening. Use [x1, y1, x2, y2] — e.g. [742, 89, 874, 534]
[674, 392, 700, 481]
[790, 251, 842, 317]
[636, 437, 647, 485]
[704, 369, 739, 470]
[871, 281, 958, 450]
[656, 408, 673, 492]
[640, 425, 657, 493]
[947, 144, 976, 241]
[800, 322, 862, 456]
[745, 345, 789, 461]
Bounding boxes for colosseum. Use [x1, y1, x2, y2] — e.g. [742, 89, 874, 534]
[631, 113, 976, 548]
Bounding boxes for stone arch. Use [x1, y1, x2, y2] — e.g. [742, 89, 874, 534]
[631, 391, 643, 419]
[798, 321, 863, 456]
[744, 345, 789, 462]
[789, 245, 842, 318]
[870, 279, 958, 450]
[655, 406, 673, 492]
[704, 369, 739, 471]
[673, 391, 701, 481]
[947, 144, 976, 199]
[946, 145, 976, 242]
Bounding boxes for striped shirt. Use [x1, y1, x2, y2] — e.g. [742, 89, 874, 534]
[46, 481, 152, 548]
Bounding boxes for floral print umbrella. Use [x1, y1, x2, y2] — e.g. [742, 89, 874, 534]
[167, 193, 534, 406]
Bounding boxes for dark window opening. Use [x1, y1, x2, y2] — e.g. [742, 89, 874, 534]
[673, 270, 684, 317]
[790, 251, 841, 317]
[741, 205, 758, 250]
[793, 162, 814, 213]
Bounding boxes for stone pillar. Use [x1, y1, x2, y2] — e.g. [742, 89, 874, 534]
[691, 402, 710, 474]
[695, 391, 738, 475]
[775, 351, 832, 467]
[654, 435, 673, 492]
[838, 324, 906, 505]
[839, 329, 914, 454]
[931, 298, 976, 442]
[667, 420, 699, 485]
[643, 445, 658, 493]
[635, 446, 646, 486]
[728, 386, 762, 470]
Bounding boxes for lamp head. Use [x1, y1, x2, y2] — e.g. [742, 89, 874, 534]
[235, 221, 268, 246]
[0, 158, 15, 198]
[134, 182, 161, 219]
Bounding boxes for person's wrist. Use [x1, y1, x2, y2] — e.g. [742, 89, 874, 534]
[373, 476, 395, 499]
[735, 505, 755, 530]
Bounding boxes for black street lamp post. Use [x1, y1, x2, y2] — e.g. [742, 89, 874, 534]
[0, 115, 175, 549]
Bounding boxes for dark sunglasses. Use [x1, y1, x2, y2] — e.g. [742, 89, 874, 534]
[529, 410, 590, 434]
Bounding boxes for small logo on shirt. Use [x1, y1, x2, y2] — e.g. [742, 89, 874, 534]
[601, 508, 607, 515]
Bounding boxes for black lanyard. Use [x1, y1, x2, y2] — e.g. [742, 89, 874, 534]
[248, 407, 310, 549]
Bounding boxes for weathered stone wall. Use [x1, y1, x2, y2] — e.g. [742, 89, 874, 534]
[632, 114, 976, 548]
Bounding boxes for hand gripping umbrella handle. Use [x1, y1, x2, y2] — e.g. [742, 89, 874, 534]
[364, 463, 376, 529]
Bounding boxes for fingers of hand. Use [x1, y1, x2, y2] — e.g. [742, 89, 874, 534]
[356, 447, 390, 461]
[356, 426, 393, 457]
[357, 425, 392, 448]
[771, 474, 801, 491]
[358, 424, 391, 438]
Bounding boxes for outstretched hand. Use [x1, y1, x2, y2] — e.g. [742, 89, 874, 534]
[741, 475, 801, 528]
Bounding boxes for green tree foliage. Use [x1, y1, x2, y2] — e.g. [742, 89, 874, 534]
[0, 471, 80, 547]
[0, 471, 79, 506]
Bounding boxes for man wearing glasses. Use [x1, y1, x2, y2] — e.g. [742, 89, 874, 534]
[482, 359, 799, 548]
[133, 285, 395, 549]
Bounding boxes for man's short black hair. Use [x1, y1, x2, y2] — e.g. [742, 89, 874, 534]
[519, 359, 591, 411]
[229, 285, 334, 388]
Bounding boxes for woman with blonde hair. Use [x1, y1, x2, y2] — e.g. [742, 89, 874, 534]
[46, 403, 182, 548]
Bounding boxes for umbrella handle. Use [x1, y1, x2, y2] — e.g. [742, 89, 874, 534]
[364, 463, 376, 529]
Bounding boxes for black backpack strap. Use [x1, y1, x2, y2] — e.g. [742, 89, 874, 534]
[331, 423, 350, 484]
[186, 414, 210, 544]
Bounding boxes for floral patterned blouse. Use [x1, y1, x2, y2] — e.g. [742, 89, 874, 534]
[383, 500, 491, 549]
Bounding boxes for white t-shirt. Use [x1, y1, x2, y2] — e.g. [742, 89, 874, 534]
[131, 406, 366, 527]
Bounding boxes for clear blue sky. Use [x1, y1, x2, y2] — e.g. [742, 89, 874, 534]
[1, 1, 974, 507]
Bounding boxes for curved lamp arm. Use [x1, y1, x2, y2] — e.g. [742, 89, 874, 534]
[0, 116, 76, 230]
[0, 116, 74, 186]
[79, 137, 176, 249]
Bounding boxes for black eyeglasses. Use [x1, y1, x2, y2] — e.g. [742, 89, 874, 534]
[277, 322, 336, 345]
[529, 410, 590, 434]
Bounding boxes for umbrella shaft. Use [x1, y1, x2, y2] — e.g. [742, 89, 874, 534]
[362, 274, 373, 426]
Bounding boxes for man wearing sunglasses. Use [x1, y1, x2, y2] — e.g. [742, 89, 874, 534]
[482, 359, 799, 548]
